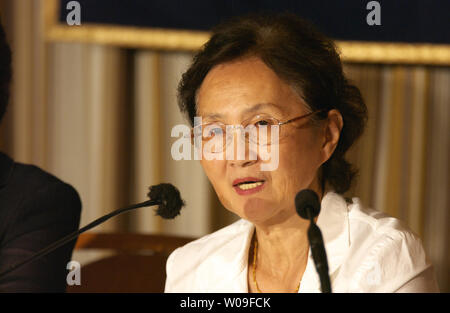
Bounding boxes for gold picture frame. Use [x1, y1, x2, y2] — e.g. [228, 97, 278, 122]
[44, 0, 450, 65]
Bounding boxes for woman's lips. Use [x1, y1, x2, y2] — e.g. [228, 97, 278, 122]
[232, 177, 266, 195]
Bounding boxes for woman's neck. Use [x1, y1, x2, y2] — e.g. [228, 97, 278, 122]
[254, 214, 310, 274]
[248, 185, 324, 292]
[253, 185, 323, 270]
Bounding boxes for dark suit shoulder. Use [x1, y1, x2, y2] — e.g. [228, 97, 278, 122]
[0, 152, 75, 193]
[11, 161, 71, 190]
[0, 154, 82, 291]
[12, 162, 81, 217]
[0, 155, 82, 246]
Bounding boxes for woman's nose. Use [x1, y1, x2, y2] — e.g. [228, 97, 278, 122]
[226, 127, 260, 167]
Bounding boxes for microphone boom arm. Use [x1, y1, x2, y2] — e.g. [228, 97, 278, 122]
[0, 199, 158, 279]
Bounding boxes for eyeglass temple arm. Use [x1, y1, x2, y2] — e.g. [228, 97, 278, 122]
[280, 110, 326, 126]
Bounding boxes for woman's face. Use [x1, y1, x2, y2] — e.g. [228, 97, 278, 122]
[196, 57, 329, 227]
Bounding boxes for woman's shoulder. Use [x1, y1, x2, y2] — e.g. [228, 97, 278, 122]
[323, 191, 423, 253]
[347, 197, 420, 243]
[165, 219, 253, 292]
[168, 218, 252, 262]
[338, 197, 437, 292]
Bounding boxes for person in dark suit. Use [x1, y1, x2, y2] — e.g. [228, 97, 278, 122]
[0, 18, 82, 292]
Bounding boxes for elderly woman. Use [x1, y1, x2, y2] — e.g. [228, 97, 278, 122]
[165, 13, 439, 293]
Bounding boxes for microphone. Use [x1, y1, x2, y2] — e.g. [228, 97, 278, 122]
[295, 189, 321, 220]
[0, 183, 185, 279]
[295, 189, 332, 293]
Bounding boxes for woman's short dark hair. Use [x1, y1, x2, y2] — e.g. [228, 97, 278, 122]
[0, 18, 12, 123]
[178, 13, 368, 194]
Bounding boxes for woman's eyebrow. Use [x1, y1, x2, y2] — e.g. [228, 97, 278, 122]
[201, 112, 223, 120]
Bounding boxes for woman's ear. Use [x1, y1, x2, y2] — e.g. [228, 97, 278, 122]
[321, 109, 343, 164]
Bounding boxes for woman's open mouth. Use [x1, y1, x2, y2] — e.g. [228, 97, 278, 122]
[232, 177, 265, 195]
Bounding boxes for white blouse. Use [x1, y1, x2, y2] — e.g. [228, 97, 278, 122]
[164, 191, 439, 292]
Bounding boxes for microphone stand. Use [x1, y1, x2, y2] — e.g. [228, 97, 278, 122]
[306, 208, 332, 293]
[0, 199, 157, 279]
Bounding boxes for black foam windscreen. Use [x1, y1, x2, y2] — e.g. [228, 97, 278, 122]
[148, 183, 185, 219]
[295, 189, 321, 220]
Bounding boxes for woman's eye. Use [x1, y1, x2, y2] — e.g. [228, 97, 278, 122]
[255, 119, 272, 127]
[207, 127, 223, 137]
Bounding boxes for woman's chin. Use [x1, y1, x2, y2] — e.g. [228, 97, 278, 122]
[240, 197, 277, 223]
